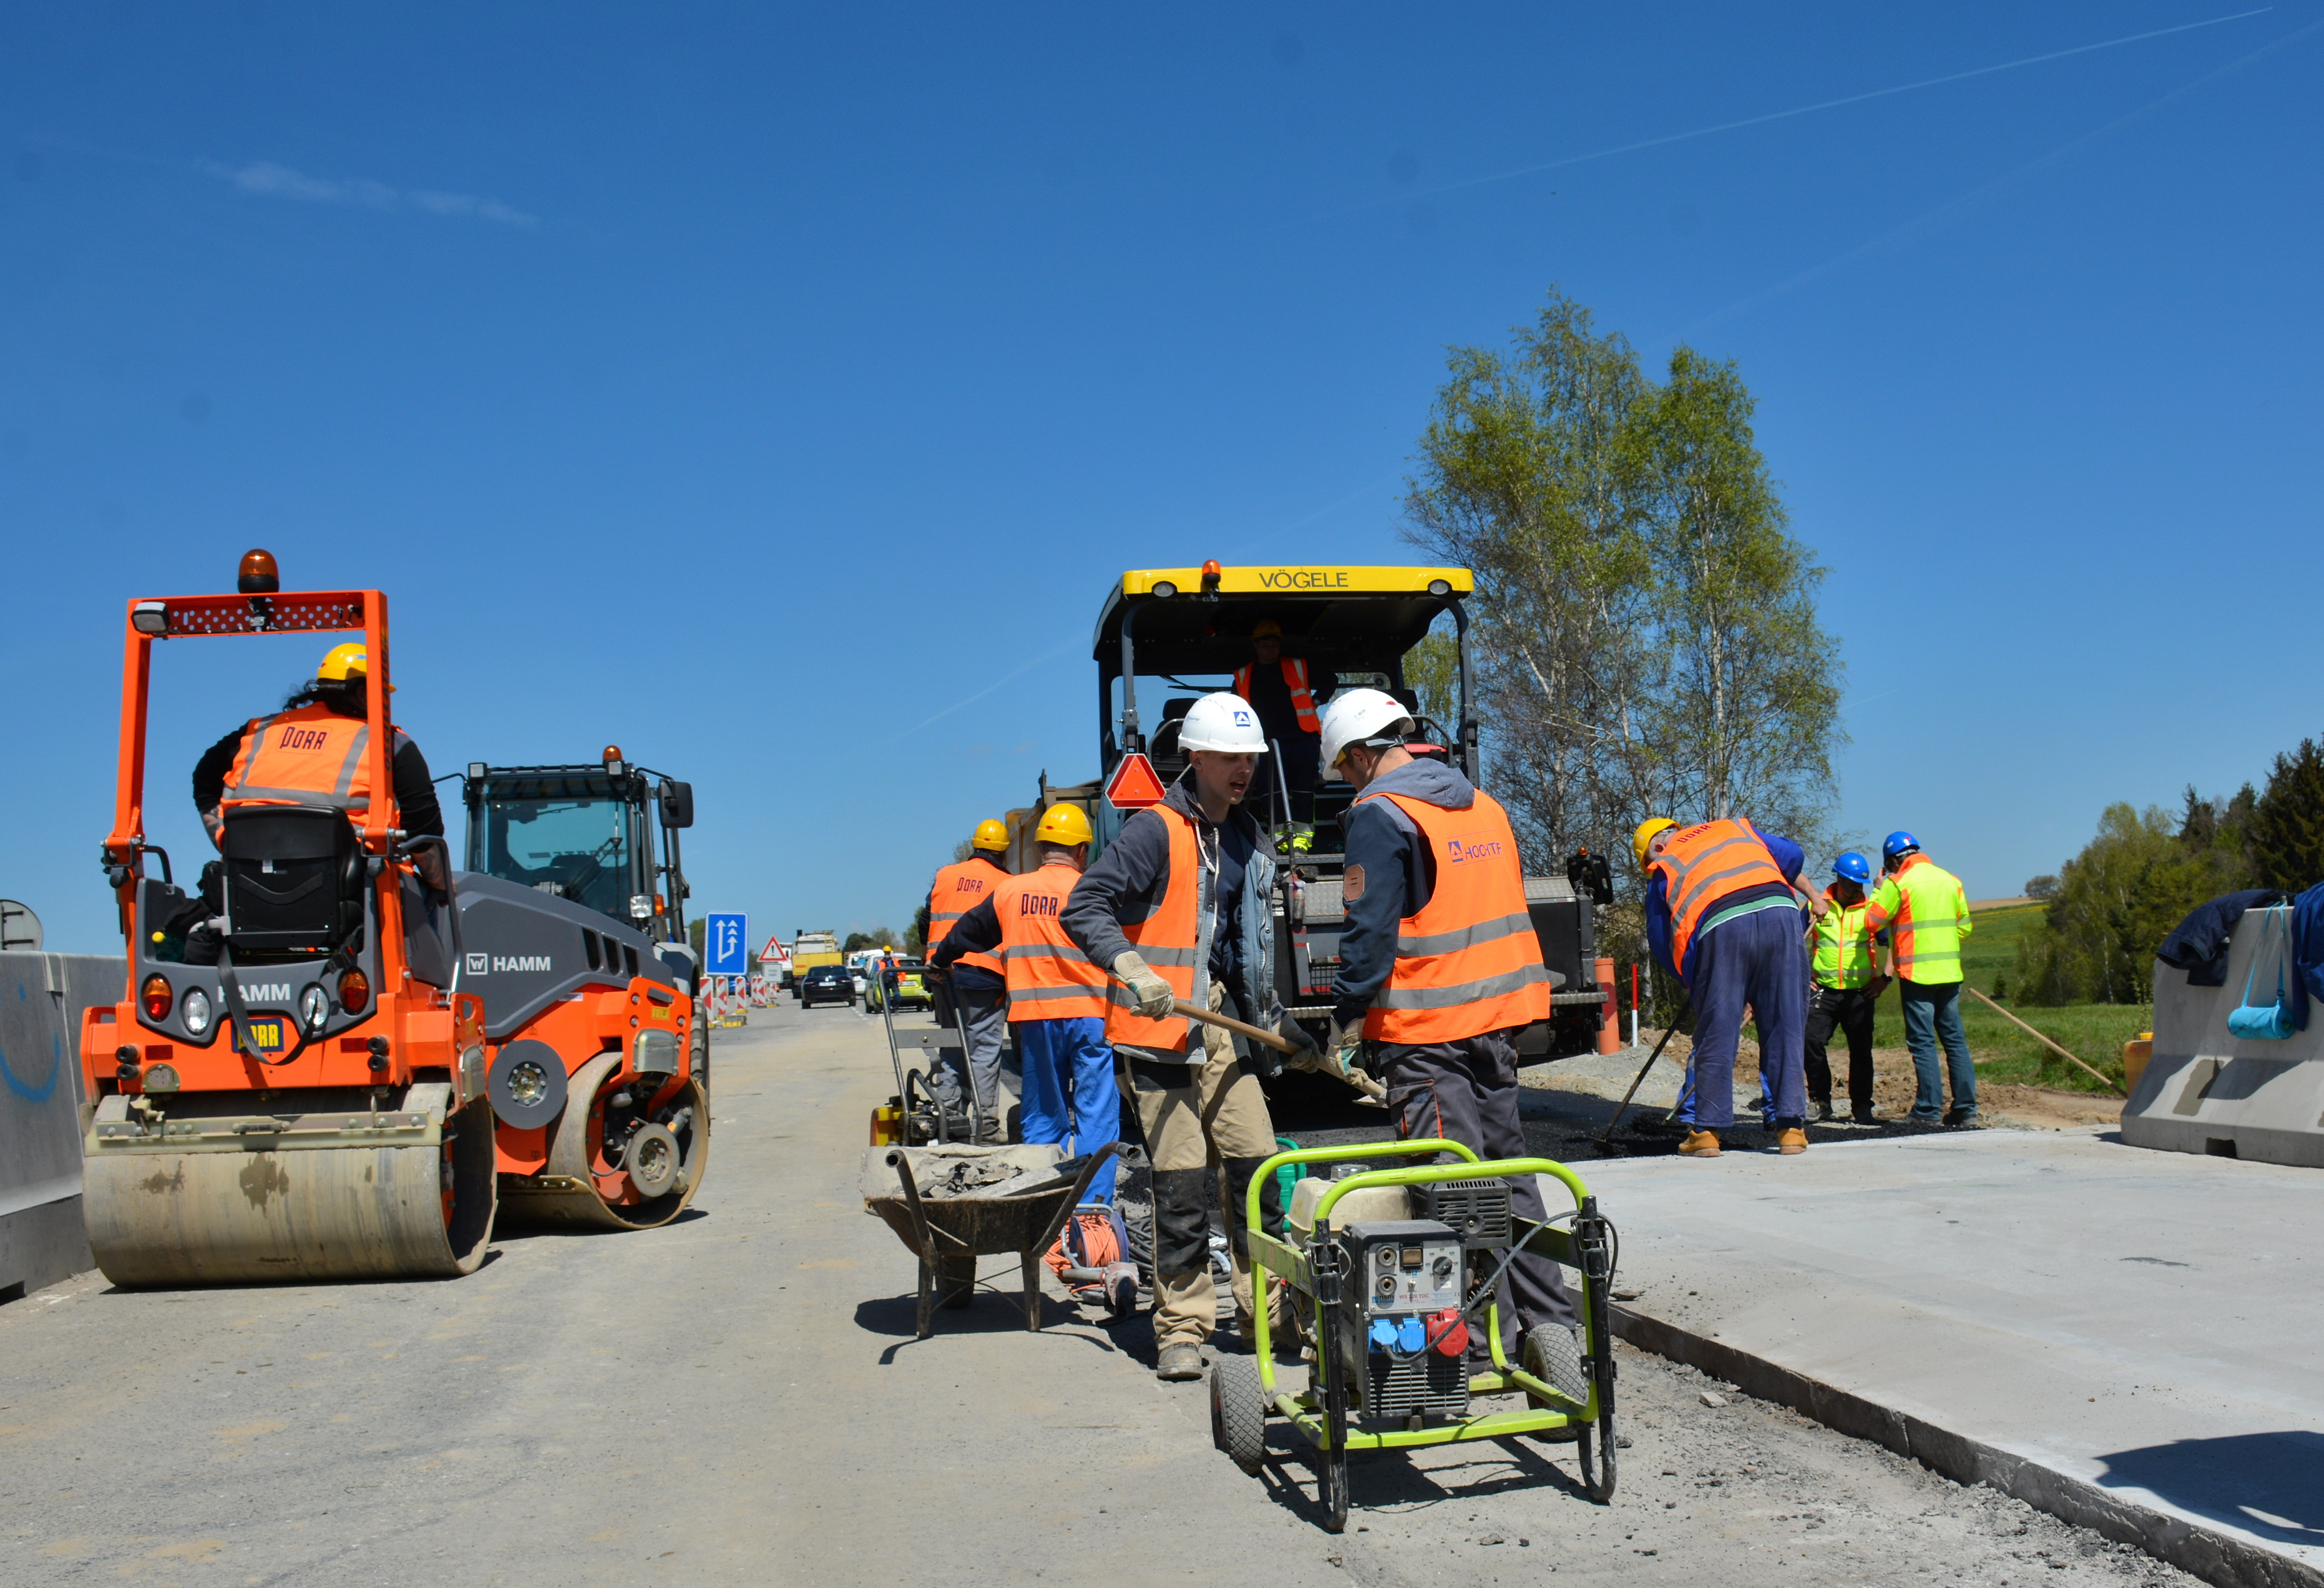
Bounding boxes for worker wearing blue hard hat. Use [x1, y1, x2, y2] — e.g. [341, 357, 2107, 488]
[1865, 832, 1977, 1126]
[1804, 851, 1888, 1124]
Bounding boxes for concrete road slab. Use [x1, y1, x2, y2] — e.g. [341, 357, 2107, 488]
[1579, 1128, 2324, 1582]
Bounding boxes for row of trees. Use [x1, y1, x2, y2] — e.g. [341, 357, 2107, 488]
[2014, 739, 2324, 1004]
[1401, 290, 1844, 890]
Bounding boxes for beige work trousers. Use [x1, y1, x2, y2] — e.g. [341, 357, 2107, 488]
[1122, 983, 1279, 1350]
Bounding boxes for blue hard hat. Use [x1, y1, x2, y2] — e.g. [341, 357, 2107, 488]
[1832, 851, 1873, 885]
[1882, 830, 1920, 859]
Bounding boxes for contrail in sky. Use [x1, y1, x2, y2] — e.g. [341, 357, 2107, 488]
[1679, 14, 2324, 336]
[1287, 7, 2272, 226]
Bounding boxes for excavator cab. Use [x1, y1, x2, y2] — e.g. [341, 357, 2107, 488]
[1078, 563, 1608, 1071]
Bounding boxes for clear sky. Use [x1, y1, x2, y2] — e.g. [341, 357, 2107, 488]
[4, 3, 2318, 953]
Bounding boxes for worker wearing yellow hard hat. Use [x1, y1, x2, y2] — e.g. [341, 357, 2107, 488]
[923, 819, 1012, 1137]
[1234, 618, 1337, 854]
[192, 640, 438, 850]
[1637, 813, 1814, 1159]
[931, 800, 1119, 1199]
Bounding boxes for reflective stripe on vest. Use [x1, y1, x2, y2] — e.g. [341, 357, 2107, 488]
[1882, 857, 1968, 984]
[1102, 805, 1199, 1053]
[220, 704, 381, 816]
[1359, 789, 1553, 1044]
[1648, 817, 1789, 977]
[1812, 887, 1879, 989]
[926, 859, 1004, 977]
[1231, 657, 1322, 735]
[994, 862, 1111, 1022]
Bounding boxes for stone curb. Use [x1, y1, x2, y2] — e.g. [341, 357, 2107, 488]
[1608, 1304, 2322, 1588]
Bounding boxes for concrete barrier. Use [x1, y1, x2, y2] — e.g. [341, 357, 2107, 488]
[2132, 905, 2324, 1167]
[0, 951, 119, 1298]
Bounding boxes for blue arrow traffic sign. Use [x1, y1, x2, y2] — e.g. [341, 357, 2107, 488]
[705, 912, 749, 977]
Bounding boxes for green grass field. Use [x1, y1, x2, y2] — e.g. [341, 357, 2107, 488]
[1861, 902, 2144, 1093]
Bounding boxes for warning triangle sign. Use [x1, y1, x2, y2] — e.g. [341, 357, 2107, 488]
[1105, 753, 1169, 810]
[760, 934, 788, 963]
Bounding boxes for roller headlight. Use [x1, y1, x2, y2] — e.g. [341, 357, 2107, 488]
[299, 983, 331, 1032]
[180, 987, 213, 1036]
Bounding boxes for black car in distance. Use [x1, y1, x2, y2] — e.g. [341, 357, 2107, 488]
[799, 963, 856, 1008]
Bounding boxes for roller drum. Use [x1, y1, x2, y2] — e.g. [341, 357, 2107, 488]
[81, 1086, 497, 1287]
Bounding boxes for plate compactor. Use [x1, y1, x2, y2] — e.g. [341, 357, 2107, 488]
[79, 553, 708, 1286]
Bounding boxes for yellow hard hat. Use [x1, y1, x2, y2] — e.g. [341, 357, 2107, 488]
[972, 818, 1009, 852]
[1632, 817, 1677, 870]
[318, 642, 368, 681]
[1035, 804, 1093, 847]
[1251, 618, 1283, 639]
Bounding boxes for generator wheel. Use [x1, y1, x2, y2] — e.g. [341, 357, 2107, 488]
[1209, 1356, 1267, 1476]
[1521, 1325, 1589, 1442]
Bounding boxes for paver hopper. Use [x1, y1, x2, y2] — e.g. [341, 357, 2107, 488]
[79, 553, 706, 1285]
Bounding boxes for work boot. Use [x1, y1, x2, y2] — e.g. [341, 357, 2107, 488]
[1943, 1108, 1979, 1129]
[1677, 1130, 1721, 1158]
[1814, 1100, 1835, 1123]
[1776, 1127, 1808, 1155]
[1851, 1106, 1878, 1126]
[1155, 1343, 1204, 1381]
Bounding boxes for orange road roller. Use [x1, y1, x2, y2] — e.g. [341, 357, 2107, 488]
[80, 553, 708, 1285]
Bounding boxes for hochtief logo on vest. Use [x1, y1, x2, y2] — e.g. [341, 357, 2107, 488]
[464, 953, 555, 975]
[1443, 837, 1505, 863]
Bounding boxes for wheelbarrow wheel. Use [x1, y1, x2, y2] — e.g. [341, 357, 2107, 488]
[1577, 1411, 1619, 1504]
[1209, 1356, 1267, 1476]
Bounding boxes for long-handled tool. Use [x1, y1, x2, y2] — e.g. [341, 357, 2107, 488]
[1598, 998, 1691, 1145]
[1962, 984, 2127, 1096]
[1168, 996, 1386, 1103]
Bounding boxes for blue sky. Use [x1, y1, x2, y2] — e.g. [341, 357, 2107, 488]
[4, 3, 2318, 953]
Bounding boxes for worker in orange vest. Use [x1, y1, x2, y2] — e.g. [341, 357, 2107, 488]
[183, 642, 444, 967]
[1317, 688, 1589, 1404]
[922, 819, 1010, 1140]
[1233, 618, 1336, 854]
[1638, 815, 1812, 1158]
[1063, 691, 1297, 1381]
[932, 804, 1119, 1199]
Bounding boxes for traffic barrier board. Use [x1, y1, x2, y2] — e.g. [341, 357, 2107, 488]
[1105, 753, 1168, 810]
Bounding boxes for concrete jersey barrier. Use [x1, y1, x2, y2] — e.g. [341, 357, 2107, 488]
[2132, 907, 2324, 1167]
[0, 951, 119, 1298]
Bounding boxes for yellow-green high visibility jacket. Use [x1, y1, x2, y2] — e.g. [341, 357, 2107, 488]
[1863, 855, 1970, 985]
[1810, 885, 1881, 990]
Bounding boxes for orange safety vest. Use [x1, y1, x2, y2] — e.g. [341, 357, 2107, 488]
[220, 703, 391, 818]
[1101, 805, 1201, 1053]
[927, 858, 1005, 978]
[1231, 657, 1322, 735]
[1648, 817, 1790, 976]
[993, 860, 1111, 1023]
[1357, 789, 1553, 1044]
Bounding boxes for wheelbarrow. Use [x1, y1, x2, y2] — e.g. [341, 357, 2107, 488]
[861, 1141, 1122, 1339]
[1217, 1139, 1622, 1533]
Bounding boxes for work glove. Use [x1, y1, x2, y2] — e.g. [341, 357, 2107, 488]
[1279, 1016, 1324, 1071]
[1322, 1020, 1387, 1104]
[1113, 951, 1174, 1020]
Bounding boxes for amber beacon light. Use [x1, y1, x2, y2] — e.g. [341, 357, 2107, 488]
[237, 548, 280, 594]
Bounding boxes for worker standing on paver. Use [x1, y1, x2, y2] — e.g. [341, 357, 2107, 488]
[1233, 618, 1336, 854]
[931, 804, 1120, 1201]
[1805, 850, 1889, 1124]
[924, 819, 1011, 1141]
[1864, 831, 1976, 1126]
[1319, 689, 1589, 1398]
[1637, 814, 1813, 1158]
[1062, 692, 1294, 1382]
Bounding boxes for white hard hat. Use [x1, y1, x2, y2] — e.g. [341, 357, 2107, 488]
[1319, 688, 1415, 772]
[1178, 691, 1271, 754]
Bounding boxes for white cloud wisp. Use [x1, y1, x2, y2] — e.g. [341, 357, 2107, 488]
[197, 159, 535, 226]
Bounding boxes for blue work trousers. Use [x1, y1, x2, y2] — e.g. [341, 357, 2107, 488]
[1682, 904, 1808, 1130]
[1899, 980, 1976, 1120]
[1016, 1015, 1121, 1202]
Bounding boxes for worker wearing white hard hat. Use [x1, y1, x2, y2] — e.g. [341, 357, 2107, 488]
[1062, 691, 1297, 1381]
[1311, 688, 1589, 1401]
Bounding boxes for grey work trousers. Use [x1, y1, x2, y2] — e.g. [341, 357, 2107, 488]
[928, 983, 1007, 1139]
[1379, 1026, 1579, 1340]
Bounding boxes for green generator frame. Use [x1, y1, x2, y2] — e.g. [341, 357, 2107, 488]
[1225, 1139, 1620, 1532]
